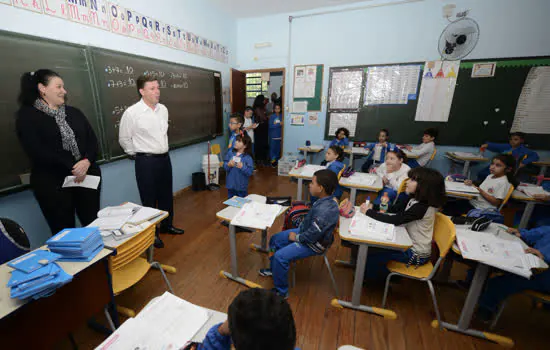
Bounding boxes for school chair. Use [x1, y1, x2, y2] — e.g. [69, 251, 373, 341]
[490, 290, 550, 330]
[425, 148, 437, 168]
[381, 213, 456, 328]
[394, 178, 409, 204]
[210, 143, 221, 156]
[289, 247, 340, 298]
[109, 222, 176, 317]
[498, 185, 515, 211]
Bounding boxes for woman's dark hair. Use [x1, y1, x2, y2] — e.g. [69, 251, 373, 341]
[386, 148, 407, 163]
[328, 145, 344, 161]
[335, 127, 350, 139]
[407, 167, 446, 208]
[253, 94, 266, 109]
[314, 169, 338, 196]
[493, 154, 518, 188]
[18, 69, 61, 106]
[378, 128, 389, 138]
[236, 132, 253, 156]
[228, 288, 296, 350]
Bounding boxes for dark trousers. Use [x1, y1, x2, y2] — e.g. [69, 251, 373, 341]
[442, 199, 475, 217]
[31, 168, 101, 236]
[135, 153, 174, 228]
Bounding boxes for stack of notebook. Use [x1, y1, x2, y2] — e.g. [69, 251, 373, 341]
[46, 227, 104, 262]
[7, 249, 73, 300]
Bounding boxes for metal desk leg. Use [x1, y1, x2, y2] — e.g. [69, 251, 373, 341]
[331, 245, 396, 319]
[335, 243, 358, 267]
[349, 153, 354, 168]
[433, 263, 514, 347]
[350, 188, 357, 205]
[250, 229, 269, 253]
[297, 178, 303, 201]
[304, 150, 309, 163]
[518, 202, 536, 229]
[463, 160, 471, 177]
[537, 165, 547, 185]
[220, 224, 263, 288]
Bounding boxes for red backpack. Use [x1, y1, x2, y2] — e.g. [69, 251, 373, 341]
[283, 201, 311, 230]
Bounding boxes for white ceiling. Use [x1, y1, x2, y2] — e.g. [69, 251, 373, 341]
[208, 0, 373, 18]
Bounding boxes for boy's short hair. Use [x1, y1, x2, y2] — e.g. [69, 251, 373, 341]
[328, 145, 344, 161]
[314, 169, 338, 196]
[510, 132, 526, 140]
[244, 106, 253, 112]
[136, 74, 158, 97]
[335, 127, 350, 138]
[423, 128, 438, 139]
[228, 288, 296, 350]
[230, 113, 244, 125]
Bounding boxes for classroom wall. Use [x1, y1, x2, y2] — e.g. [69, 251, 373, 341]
[0, 0, 237, 248]
[236, 0, 550, 170]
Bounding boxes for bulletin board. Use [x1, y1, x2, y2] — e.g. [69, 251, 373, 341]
[293, 64, 324, 111]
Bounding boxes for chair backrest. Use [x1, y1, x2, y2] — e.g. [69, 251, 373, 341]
[211, 144, 221, 155]
[433, 212, 456, 258]
[337, 165, 346, 180]
[498, 185, 515, 211]
[430, 148, 437, 161]
[110, 225, 156, 271]
[393, 178, 408, 204]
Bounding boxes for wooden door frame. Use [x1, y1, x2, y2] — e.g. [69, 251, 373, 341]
[241, 68, 286, 160]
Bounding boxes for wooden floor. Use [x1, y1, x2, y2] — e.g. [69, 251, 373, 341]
[59, 167, 549, 350]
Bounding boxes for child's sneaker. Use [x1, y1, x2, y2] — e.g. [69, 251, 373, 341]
[258, 268, 273, 277]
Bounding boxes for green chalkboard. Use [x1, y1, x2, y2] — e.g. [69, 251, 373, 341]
[325, 57, 550, 150]
[0, 30, 103, 194]
[293, 64, 323, 111]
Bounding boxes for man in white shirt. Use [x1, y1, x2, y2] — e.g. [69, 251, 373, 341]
[119, 75, 184, 248]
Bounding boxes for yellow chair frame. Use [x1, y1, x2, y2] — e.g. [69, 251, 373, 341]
[498, 185, 515, 211]
[394, 178, 408, 204]
[425, 148, 437, 167]
[381, 213, 456, 329]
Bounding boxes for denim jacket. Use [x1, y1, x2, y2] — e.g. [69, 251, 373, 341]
[296, 196, 339, 253]
[224, 153, 254, 191]
[520, 226, 550, 263]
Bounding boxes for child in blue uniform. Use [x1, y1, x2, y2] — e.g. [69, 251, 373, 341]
[259, 169, 340, 298]
[191, 288, 298, 350]
[477, 132, 539, 181]
[269, 104, 283, 167]
[224, 132, 254, 198]
[329, 127, 350, 148]
[361, 128, 394, 172]
[477, 225, 550, 321]
[226, 114, 244, 162]
[318, 145, 345, 200]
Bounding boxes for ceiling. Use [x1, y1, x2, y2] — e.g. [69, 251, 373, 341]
[208, 0, 373, 18]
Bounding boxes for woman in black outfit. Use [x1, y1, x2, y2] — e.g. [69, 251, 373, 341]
[253, 94, 269, 165]
[16, 69, 101, 235]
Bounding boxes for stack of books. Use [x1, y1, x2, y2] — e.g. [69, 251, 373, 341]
[46, 227, 104, 262]
[7, 250, 73, 300]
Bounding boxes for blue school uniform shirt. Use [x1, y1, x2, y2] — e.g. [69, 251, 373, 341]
[327, 160, 345, 198]
[486, 142, 539, 165]
[268, 113, 282, 140]
[329, 137, 349, 148]
[520, 226, 550, 263]
[364, 142, 395, 162]
[224, 152, 254, 192]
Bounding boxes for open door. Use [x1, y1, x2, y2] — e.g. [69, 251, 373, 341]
[230, 69, 246, 113]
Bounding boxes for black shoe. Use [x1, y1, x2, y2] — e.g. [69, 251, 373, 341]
[161, 226, 185, 235]
[154, 236, 165, 249]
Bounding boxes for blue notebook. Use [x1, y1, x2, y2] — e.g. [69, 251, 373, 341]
[8, 250, 62, 273]
[47, 227, 100, 246]
[56, 243, 104, 262]
[7, 263, 60, 288]
[223, 196, 251, 208]
[11, 267, 72, 300]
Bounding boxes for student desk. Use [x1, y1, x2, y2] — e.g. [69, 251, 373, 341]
[0, 247, 117, 349]
[216, 196, 288, 288]
[436, 224, 548, 347]
[298, 145, 324, 164]
[511, 189, 549, 230]
[339, 172, 383, 205]
[344, 147, 370, 167]
[445, 152, 488, 177]
[288, 165, 326, 201]
[331, 211, 412, 318]
[400, 149, 419, 159]
[533, 160, 550, 182]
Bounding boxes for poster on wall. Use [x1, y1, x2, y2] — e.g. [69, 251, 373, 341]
[290, 114, 305, 126]
[293, 65, 315, 98]
[329, 70, 363, 109]
[0, 0, 12, 5]
[108, 3, 128, 36]
[511, 67, 550, 134]
[13, 0, 42, 13]
[328, 113, 357, 137]
[471, 62, 496, 78]
[364, 65, 421, 105]
[42, 0, 68, 19]
[415, 60, 460, 122]
[308, 112, 319, 125]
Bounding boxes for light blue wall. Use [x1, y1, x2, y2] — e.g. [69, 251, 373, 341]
[237, 0, 550, 174]
[0, 0, 236, 248]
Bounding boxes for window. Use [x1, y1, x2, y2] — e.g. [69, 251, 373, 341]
[246, 72, 268, 99]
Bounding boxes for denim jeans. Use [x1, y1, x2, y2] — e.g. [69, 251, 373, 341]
[407, 159, 420, 168]
[364, 248, 430, 280]
[269, 229, 319, 295]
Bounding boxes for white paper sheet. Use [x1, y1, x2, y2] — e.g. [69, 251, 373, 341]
[97, 207, 135, 218]
[62, 175, 101, 189]
[299, 164, 327, 178]
[329, 70, 363, 109]
[518, 184, 550, 198]
[342, 172, 377, 187]
[230, 202, 282, 229]
[349, 213, 396, 242]
[292, 101, 308, 113]
[445, 181, 480, 194]
[88, 215, 131, 231]
[364, 65, 421, 105]
[511, 67, 550, 134]
[128, 207, 163, 225]
[328, 113, 357, 137]
[294, 66, 315, 98]
[452, 152, 482, 158]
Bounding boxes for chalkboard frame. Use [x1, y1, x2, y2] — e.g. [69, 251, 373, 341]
[324, 56, 550, 149]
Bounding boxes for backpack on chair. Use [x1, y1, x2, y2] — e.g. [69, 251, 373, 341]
[283, 201, 311, 230]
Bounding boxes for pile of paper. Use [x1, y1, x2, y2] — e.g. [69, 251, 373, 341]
[300, 164, 327, 177]
[456, 228, 545, 279]
[223, 196, 252, 208]
[518, 184, 549, 198]
[344, 172, 377, 186]
[89, 203, 163, 238]
[7, 250, 72, 300]
[452, 152, 482, 158]
[349, 213, 396, 242]
[231, 202, 283, 230]
[445, 181, 480, 194]
[46, 227, 104, 262]
[95, 292, 211, 350]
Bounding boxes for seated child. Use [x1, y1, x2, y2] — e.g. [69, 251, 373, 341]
[477, 225, 550, 321]
[361, 128, 394, 172]
[329, 127, 350, 148]
[405, 128, 438, 168]
[259, 169, 339, 298]
[315, 145, 345, 202]
[477, 132, 539, 182]
[359, 167, 446, 278]
[192, 288, 297, 350]
[373, 148, 410, 205]
[224, 132, 254, 198]
[443, 154, 516, 217]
